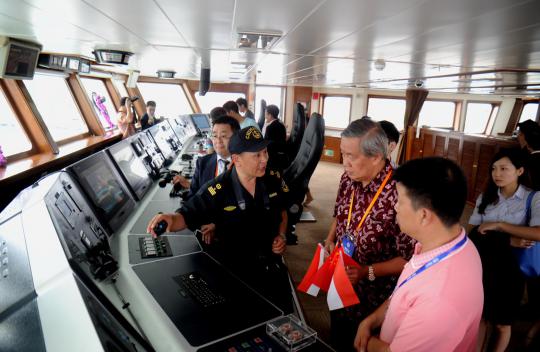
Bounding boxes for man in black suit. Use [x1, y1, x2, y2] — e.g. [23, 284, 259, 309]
[174, 115, 240, 197]
[263, 104, 287, 170]
[518, 119, 540, 190]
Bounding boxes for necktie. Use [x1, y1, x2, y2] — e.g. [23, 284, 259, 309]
[220, 159, 230, 174]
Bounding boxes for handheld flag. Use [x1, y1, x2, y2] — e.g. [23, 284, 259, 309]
[327, 251, 360, 310]
[297, 243, 325, 296]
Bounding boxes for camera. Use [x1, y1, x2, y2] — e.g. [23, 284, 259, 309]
[129, 96, 140, 102]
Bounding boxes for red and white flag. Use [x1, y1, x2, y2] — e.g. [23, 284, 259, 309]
[327, 251, 360, 310]
[312, 245, 341, 292]
[297, 243, 326, 296]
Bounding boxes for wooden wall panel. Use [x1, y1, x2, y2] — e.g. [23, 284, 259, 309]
[321, 136, 342, 163]
[422, 134, 435, 157]
[447, 138, 460, 163]
[434, 135, 446, 156]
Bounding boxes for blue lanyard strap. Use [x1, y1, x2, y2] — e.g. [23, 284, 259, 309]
[394, 235, 468, 294]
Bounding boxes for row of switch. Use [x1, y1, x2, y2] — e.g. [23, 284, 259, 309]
[1, 239, 8, 279]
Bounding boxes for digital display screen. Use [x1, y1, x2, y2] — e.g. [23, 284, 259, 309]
[191, 114, 211, 130]
[149, 125, 174, 160]
[109, 143, 151, 200]
[70, 154, 130, 222]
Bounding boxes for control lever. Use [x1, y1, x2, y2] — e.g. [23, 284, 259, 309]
[153, 220, 168, 236]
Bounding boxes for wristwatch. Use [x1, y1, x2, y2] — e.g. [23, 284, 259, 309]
[368, 265, 376, 281]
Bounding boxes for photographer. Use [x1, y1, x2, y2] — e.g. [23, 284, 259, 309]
[140, 100, 157, 130]
[117, 97, 136, 138]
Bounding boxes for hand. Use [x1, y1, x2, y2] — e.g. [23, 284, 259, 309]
[354, 316, 375, 352]
[272, 235, 286, 255]
[200, 223, 216, 244]
[147, 213, 176, 237]
[510, 236, 535, 249]
[478, 222, 501, 235]
[324, 238, 335, 255]
[345, 265, 367, 286]
[173, 175, 191, 189]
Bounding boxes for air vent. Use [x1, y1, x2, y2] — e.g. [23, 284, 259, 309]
[93, 49, 133, 65]
[237, 30, 282, 50]
[157, 70, 176, 79]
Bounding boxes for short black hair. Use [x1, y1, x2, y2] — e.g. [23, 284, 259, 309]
[212, 115, 240, 132]
[236, 97, 248, 108]
[146, 100, 156, 107]
[223, 100, 239, 114]
[379, 120, 400, 143]
[394, 157, 467, 227]
[210, 106, 227, 122]
[120, 96, 128, 106]
[266, 104, 279, 119]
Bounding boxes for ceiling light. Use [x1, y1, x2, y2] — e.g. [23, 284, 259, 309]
[237, 30, 282, 50]
[156, 70, 176, 79]
[93, 49, 133, 65]
[373, 59, 386, 71]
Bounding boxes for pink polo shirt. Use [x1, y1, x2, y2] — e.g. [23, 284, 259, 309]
[380, 230, 483, 352]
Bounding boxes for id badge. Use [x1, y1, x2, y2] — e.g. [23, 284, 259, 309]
[342, 233, 356, 257]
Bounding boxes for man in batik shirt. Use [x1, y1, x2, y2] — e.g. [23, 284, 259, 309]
[324, 119, 415, 352]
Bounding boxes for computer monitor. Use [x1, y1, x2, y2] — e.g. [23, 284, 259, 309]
[191, 114, 211, 131]
[68, 151, 135, 233]
[107, 137, 152, 201]
[147, 124, 177, 165]
[168, 118, 186, 142]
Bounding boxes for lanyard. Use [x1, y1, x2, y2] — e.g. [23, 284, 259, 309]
[393, 235, 467, 296]
[346, 169, 393, 234]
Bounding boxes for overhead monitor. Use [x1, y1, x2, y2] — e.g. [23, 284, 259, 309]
[0, 38, 41, 79]
[191, 114, 211, 131]
[68, 151, 135, 233]
[107, 137, 152, 201]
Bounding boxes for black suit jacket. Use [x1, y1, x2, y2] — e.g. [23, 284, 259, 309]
[264, 120, 287, 170]
[188, 153, 217, 198]
[528, 152, 540, 191]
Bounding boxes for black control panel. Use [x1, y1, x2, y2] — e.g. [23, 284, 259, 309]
[45, 173, 117, 282]
[0, 213, 46, 352]
[139, 236, 172, 259]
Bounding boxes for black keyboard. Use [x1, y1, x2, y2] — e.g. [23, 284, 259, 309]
[139, 237, 172, 259]
[175, 272, 225, 308]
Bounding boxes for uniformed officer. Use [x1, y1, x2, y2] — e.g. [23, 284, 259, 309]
[147, 126, 293, 313]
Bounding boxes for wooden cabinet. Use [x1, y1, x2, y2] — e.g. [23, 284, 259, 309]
[405, 127, 518, 203]
[321, 136, 342, 163]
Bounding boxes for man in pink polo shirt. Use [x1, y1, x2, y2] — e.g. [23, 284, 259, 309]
[354, 157, 484, 352]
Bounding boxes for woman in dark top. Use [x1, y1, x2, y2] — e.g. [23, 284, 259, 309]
[140, 100, 156, 130]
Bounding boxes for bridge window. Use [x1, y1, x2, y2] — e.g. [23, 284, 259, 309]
[464, 103, 499, 134]
[255, 86, 285, 120]
[137, 82, 193, 119]
[195, 92, 245, 114]
[367, 96, 406, 131]
[25, 74, 89, 142]
[0, 88, 32, 157]
[519, 102, 539, 123]
[322, 96, 352, 129]
[417, 100, 456, 129]
[113, 79, 129, 99]
[80, 77, 118, 131]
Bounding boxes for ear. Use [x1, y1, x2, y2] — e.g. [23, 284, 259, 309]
[232, 154, 241, 165]
[388, 141, 397, 154]
[517, 166, 525, 176]
[419, 207, 433, 226]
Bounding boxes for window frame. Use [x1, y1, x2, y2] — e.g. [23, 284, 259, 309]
[365, 94, 406, 131]
[416, 98, 459, 130]
[463, 100, 501, 135]
[254, 84, 287, 120]
[24, 73, 92, 146]
[518, 100, 540, 124]
[0, 81, 36, 162]
[79, 75, 122, 132]
[320, 94, 353, 130]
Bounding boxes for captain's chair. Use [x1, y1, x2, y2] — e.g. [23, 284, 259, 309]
[286, 103, 306, 163]
[283, 112, 325, 244]
[257, 99, 267, 130]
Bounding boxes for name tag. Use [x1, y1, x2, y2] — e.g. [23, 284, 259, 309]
[342, 233, 356, 257]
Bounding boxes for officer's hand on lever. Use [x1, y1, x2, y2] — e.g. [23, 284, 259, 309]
[200, 223, 216, 244]
[147, 213, 183, 237]
[272, 235, 286, 255]
[172, 175, 191, 189]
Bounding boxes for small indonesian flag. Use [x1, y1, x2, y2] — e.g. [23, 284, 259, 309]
[297, 243, 326, 296]
[327, 251, 360, 310]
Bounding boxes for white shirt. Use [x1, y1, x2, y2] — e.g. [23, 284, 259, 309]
[469, 185, 540, 226]
[262, 118, 277, 137]
[216, 154, 231, 175]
